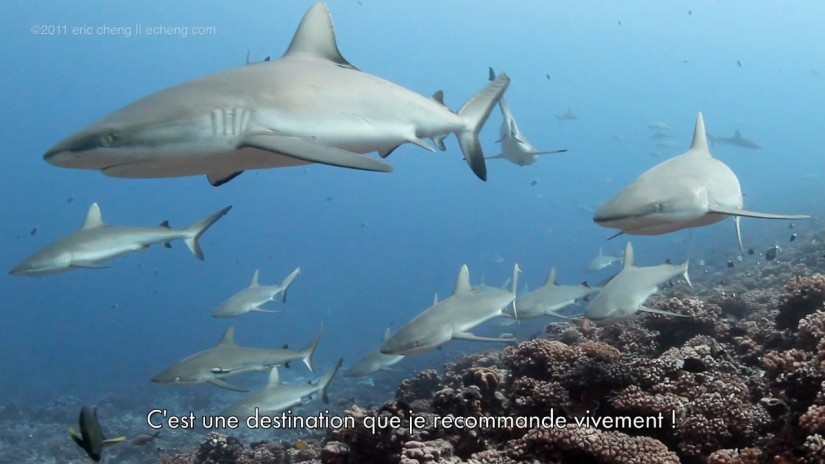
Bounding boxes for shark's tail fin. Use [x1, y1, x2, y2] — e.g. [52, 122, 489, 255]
[183, 206, 232, 260]
[318, 358, 343, 404]
[457, 73, 510, 181]
[300, 323, 323, 372]
[279, 267, 301, 303]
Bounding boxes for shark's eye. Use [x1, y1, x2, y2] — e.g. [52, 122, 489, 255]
[174, 376, 181, 382]
[652, 202, 664, 213]
[100, 132, 117, 147]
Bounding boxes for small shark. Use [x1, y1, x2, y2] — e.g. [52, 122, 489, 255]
[380, 264, 519, 356]
[9, 203, 230, 276]
[584, 242, 690, 322]
[648, 121, 671, 132]
[44, 3, 509, 184]
[485, 68, 567, 166]
[556, 107, 578, 121]
[586, 247, 622, 272]
[151, 325, 322, 392]
[69, 406, 126, 462]
[343, 328, 405, 377]
[504, 268, 600, 320]
[212, 267, 301, 318]
[593, 112, 808, 251]
[708, 130, 762, 149]
[220, 358, 342, 419]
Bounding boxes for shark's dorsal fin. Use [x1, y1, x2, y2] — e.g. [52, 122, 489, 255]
[623, 242, 634, 270]
[218, 327, 236, 346]
[382, 328, 391, 342]
[597, 247, 604, 257]
[689, 112, 710, 155]
[267, 367, 281, 387]
[734, 129, 742, 139]
[544, 268, 557, 286]
[250, 269, 260, 287]
[453, 265, 472, 295]
[82, 203, 105, 229]
[283, 3, 353, 68]
[431, 90, 446, 107]
[433, 293, 439, 305]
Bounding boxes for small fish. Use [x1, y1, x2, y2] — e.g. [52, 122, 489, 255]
[736, 60, 742, 67]
[727, 260, 735, 268]
[67, 196, 75, 203]
[295, 439, 308, 450]
[789, 222, 795, 230]
[131, 432, 160, 446]
[765, 246, 780, 261]
[69, 406, 126, 462]
[545, 73, 551, 80]
[30, 226, 38, 236]
[747, 248, 755, 255]
[688, 9, 692, 15]
[530, 180, 538, 186]
[790, 233, 797, 242]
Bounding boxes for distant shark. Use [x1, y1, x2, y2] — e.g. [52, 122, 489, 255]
[44, 3, 509, 184]
[380, 264, 519, 356]
[586, 247, 622, 272]
[344, 328, 405, 377]
[707, 130, 762, 149]
[593, 112, 808, 251]
[504, 268, 600, 320]
[151, 325, 322, 392]
[555, 107, 578, 121]
[212, 268, 301, 318]
[9, 203, 230, 276]
[584, 242, 690, 322]
[484, 68, 566, 166]
[220, 358, 342, 419]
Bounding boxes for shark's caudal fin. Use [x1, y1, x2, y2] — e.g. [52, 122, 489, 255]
[183, 206, 232, 260]
[279, 267, 302, 303]
[318, 358, 343, 404]
[457, 74, 510, 181]
[299, 323, 323, 372]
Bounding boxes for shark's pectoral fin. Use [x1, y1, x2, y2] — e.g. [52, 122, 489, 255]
[639, 305, 689, 317]
[709, 205, 810, 220]
[207, 379, 249, 392]
[250, 307, 280, 313]
[71, 261, 108, 269]
[453, 331, 516, 343]
[239, 134, 393, 172]
[208, 171, 244, 187]
[532, 149, 568, 156]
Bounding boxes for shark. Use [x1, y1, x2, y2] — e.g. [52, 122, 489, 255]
[593, 112, 808, 251]
[584, 242, 690, 322]
[484, 68, 567, 166]
[219, 358, 343, 419]
[708, 130, 762, 149]
[9, 203, 230, 276]
[69, 406, 126, 462]
[343, 328, 405, 377]
[43, 3, 509, 184]
[151, 325, 322, 392]
[212, 267, 301, 318]
[556, 107, 578, 121]
[380, 264, 519, 356]
[504, 268, 600, 320]
[586, 247, 622, 272]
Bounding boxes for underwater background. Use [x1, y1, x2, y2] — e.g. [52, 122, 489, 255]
[2, 1, 825, 462]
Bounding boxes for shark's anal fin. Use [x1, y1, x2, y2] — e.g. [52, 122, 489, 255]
[638, 305, 689, 317]
[207, 379, 249, 392]
[239, 133, 393, 172]
[453, 331, 516, 343]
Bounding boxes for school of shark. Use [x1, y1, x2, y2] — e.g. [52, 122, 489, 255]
[11, 2, 814, 462]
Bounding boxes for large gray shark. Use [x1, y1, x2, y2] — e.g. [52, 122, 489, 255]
[343, 328, 405, 377]
[212, 267, 301, 318]
[485, 68, 566, 166]
[219, 358, 342, 419]
[586, 247, 622, 272]
[708, 130, 762, 149]
[584, 242, 690, 322]
[593, 112, 808, 251]
[9, 203, 230, 276]
[43, 3, 509, 184]
[151, 325, 322, 392]
[504, 268, 600, 320]
[380, 264, 519, 356]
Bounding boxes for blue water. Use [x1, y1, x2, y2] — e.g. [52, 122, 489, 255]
[2, 0, 824, 442]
